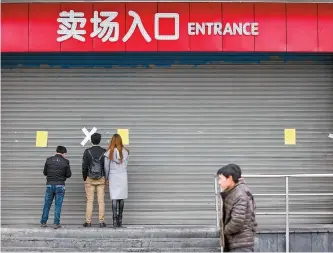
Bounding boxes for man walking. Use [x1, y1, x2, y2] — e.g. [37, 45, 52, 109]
[82, 133, 106, 227]
[41, 146, 71, 229]
[217, 164, 257, 252]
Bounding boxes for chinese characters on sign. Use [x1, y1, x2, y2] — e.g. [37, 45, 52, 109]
[57, 10, 86, 42]
[57, 10, 259, 43]
[91, 11, 119, 42]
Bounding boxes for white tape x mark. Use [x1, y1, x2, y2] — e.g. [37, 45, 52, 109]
[81, 127, 97, 146]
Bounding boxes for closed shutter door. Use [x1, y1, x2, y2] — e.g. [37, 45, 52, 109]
[2, 54, 332, 226]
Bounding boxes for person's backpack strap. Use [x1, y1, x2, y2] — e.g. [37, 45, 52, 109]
[88, 149, 93, 158]
[88, 149, 103, 161]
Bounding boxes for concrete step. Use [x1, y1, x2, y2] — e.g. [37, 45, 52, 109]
[3, 226, 333, 252]
[1, 247, 220, 252]
[1, 227, 220, 252]
[1, 236, 220, 249]
[1, 227, 219, 239]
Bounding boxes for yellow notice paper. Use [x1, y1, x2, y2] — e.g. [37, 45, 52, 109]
[284, 129, 296, 145]
[36, 131, 48, 147]
[117, 129, 129, 145]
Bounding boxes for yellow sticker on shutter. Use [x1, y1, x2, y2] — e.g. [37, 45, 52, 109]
[284, 129, 296, 145]
[36, 131, 48, 147]
[117, 129, 129, 145]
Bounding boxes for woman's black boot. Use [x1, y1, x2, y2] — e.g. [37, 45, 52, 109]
[112, 200, 118, 228]
[117, 199, 124, 227]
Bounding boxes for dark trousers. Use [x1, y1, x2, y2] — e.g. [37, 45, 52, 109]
[40, 185, 65, 225]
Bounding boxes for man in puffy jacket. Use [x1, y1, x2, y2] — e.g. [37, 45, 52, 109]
[40, 146, 71, 229]
[217, 164, 257, 252]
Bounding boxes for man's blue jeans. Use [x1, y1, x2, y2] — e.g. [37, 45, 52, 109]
[40, 185, 65, 225]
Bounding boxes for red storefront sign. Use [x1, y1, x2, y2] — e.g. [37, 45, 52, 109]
[1, 3, 333, 52]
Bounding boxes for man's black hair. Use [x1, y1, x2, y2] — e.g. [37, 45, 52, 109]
[232, 163, 242, 178]
[217, 163, 242, 183]
[91, 133, 102, 145]
[56, 146, 67, 154]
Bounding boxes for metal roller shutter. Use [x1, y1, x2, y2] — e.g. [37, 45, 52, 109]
[1, 53, 332, 227]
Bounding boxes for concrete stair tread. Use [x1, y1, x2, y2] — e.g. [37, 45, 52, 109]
[1, 227, 221, 251]
[2, 236, 218, 242]
[1, 227, 219, 239]
[2, 236, 220, 248]
[1, 246, 221, 252]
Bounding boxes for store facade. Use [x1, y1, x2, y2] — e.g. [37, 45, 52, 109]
[1, 2, 333, 226]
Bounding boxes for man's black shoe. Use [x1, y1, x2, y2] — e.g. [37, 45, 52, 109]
[100, 222, 106, 228]
[83, 222, 91, 227]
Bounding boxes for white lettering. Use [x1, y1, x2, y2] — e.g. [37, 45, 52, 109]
[56, 10, 260, 42]
[81, 127, 97, 146]
[243, 22, 251, 36]
[122, 11, 151, 43]
[206, 22, 214, 35]
[90, 11, 119, 42]
[251, 22, 259, 35]
[154, 13, 179, 41]
[188, 22, 196, 36]
[197, 23, 206, 35]
[188, 22, 224, 36]
[57, 10, 86, 42]
[186, 22, 259, 36]
[223, 23, 233, 35]
[214, 23, 222, 35]
[233, 23, 243, 35]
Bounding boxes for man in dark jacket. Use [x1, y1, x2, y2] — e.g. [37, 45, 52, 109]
[41, 146, 71, 229]
[217, 164, 257, 252]
[82, 133, 106, 227]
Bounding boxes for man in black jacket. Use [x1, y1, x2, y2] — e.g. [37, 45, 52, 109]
[41, 146, 71, 229]
[82, 133, 107, 227]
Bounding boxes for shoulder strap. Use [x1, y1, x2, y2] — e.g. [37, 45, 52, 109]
[89, 149, 104, 161]
[88, 149, 94, 158]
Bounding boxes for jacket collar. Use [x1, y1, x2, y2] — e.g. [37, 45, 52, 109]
[224, 182, 240, 195]
[221, 178, 246, 198]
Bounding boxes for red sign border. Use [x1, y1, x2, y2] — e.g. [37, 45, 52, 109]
[1, 3, 332, 52]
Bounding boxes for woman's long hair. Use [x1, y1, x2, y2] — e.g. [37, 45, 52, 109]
[108, 133, 128, 160]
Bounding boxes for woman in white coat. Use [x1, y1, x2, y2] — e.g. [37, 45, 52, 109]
[104, 133, 129, 228]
